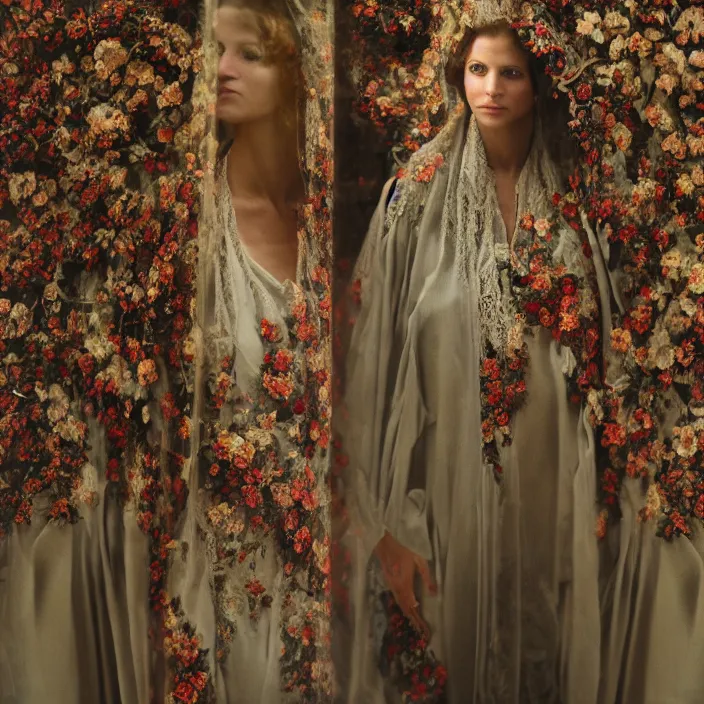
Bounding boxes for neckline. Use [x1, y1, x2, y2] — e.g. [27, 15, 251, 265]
[242, 245, 291, 290]
[219, 161, 298, 288]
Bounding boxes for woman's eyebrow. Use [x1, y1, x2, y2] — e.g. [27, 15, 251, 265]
[467, 59, 524, 70]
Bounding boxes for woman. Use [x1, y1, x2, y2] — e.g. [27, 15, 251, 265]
[167, 1, 314, 701]
[343, 19, 610, 703]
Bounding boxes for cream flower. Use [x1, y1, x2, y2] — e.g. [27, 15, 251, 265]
[55, 417, 87, 443]
[644, 103, 675, 131]
[85, 334, 115, 362]
[656, 73, 679, 95]
[612, 123, 633, 151]
[674, 6, 704, 44]
[8, 171, 37, 205]
[71, 462, 99, 508]
[47, 384, 70, 423]
[675, 172, 696, 197]
[691, 51, 704, 69]
[692, 165, 704, 187]
[604, 11, 630, 33]
[661, 132, 687, 159]
[647, 327, 675, 370]
[673, 425, 698, 459]
[688, 263, 704, 294]
[94, 39, 129, 80]
[86, 104, 130, 137]
[687, 134, 704, 157]
[156, 81, 184, 109]
[1, 302, 33, 339]
[609, 35, 627, 61]
[125, 60, 155, 86]
[662, 43, 687, 74]
[679, 296, 698, 318]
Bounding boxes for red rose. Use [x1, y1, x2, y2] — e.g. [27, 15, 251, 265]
[293, 398, 306, 415]
[172, 682, 196, 703]
[561, 278, 576, 295]
[576, 83, 592, 101]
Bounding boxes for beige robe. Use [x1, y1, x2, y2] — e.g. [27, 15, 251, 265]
[0, 429, 151, 704]
[342, 111, 704, 703]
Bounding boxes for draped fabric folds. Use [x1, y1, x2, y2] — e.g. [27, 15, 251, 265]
[339, 107, 704, 702]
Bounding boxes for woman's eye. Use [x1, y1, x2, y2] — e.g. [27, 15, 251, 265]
[468, 63, 485, 75]
[242, 48, 263, 62]
[503, 68, 523, 79]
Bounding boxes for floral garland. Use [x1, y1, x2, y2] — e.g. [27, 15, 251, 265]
[377, 591, 448, 703]
[539, 0, 704, 539]
[345, 0, 450, 163]
[350, 0, 704, 545]
[200, 274, 333, 698]
[1, 0, 213, 699]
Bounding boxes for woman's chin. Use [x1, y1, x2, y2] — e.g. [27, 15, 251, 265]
[474, 111, 512, 128]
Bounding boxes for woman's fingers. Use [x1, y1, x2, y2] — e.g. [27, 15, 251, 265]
[376, 534, 433, 637]
[402, 593, 429, 637]
[414, 556, 437, 596]
[390, 573, 429, 637]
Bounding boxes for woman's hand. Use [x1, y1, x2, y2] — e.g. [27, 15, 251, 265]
[374, 531, 437, 637]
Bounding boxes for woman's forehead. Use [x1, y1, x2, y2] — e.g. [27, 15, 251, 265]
[466, 33, 529, 66]
[214, 7, 260, 42]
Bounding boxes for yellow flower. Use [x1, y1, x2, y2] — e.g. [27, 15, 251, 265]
[610, 327, 632, 353]
[675, 173, 696, 197]
[137, 358, 159, 387]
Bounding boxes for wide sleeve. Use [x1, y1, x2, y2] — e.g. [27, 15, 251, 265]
[342, 178, 432, 560]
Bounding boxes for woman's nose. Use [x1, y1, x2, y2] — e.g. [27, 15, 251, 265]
[485, 72, 501, 97]
[219, 54, 241, 80]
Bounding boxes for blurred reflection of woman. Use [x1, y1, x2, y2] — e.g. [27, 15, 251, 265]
[343, 18, 610, 704]
[168, 1, 306, 702]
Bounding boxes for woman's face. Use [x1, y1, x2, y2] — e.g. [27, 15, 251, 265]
[215, 7, 282, 125]
[463, 32, 535, 131]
